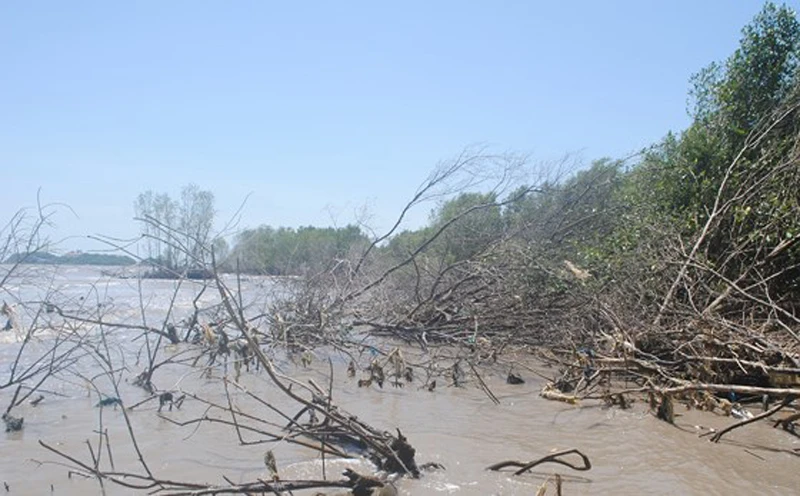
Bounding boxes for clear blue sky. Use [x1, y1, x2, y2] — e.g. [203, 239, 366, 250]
[1, 1, 789, 251]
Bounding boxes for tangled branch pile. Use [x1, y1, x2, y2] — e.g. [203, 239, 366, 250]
[277, 4, 800, 407]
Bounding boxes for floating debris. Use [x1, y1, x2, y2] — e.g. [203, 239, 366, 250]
[506, 372, 525, 385]
[2, 413, 24, 432]
[158, 392, 175, 412]
[404, 366, 414, 383]
[264, 450, 279, 481]
[96, 396, 122, 408]
[540, 383, 579, 404]
[731, 404, 754, 420]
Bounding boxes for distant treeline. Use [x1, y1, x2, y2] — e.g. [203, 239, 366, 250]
[226, 225, 369, 275]
[4, 251, 136, 266]
[131, 184, 371, 277]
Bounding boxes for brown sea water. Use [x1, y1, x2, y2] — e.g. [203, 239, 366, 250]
[1, 265, 798, 495]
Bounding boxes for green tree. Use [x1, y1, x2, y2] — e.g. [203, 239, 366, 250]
[134, 184, 216, 272]
[626, 3, 800, 233]
[229, 225, 368, 275]
[428, 192, 502, 263]
[680, 2, 800, 218]
[595, 3, 800, 318]
[691, 3, 800, 133]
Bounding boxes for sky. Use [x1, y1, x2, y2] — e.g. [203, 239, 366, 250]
[1, 1, 790, 252]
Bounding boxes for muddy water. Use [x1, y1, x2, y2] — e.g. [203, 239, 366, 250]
[1, 266, 798, 495]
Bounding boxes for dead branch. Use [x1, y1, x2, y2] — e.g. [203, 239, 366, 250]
[487, 449, 592, 475]
[709, 395, 797, 443]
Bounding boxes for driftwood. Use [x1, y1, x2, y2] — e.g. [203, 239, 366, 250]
[773, 411, 800, 433]
[487, 449, 591, 475]
[709, 395, 797, 443]
[540, 384, 579, 405]
[40, 437, 399, 496]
